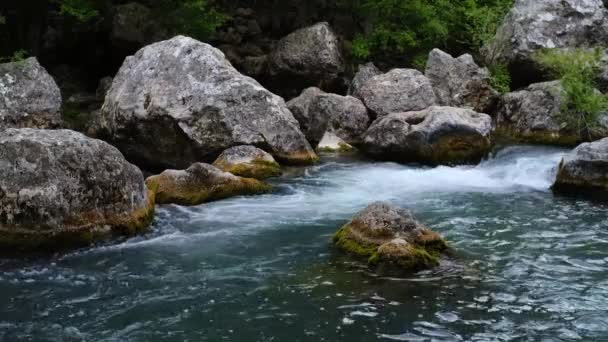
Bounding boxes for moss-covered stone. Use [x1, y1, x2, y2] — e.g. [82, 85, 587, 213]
[493, 125, 581, 147]
[213, 145, 282, 179]
[332, 202, 449, 273]
[146, 162, 272, 206]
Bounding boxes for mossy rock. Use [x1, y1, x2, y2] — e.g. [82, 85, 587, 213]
[333, 202, 448, 273]
[213, 145, 282, 179]
[146, 162, 271, 206]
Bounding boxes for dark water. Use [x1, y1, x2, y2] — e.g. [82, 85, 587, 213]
[1, 146, 608, 341]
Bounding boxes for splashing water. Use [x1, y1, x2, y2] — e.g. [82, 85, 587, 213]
[2, 145, 608, 341]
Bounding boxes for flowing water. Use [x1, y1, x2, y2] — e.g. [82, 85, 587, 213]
[1, 145, 608, 341]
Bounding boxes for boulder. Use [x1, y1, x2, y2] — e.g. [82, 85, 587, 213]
[425, 48, 498, 113]
[286, 87, 326, 144]
[553, 138, 608, 195]
[362, 106, 492, 165]
[145, 163, 271, 206]
[356, 69, 436, 118]
[494, 81, 580, 145]
[111, 2, 166, 47]
[348, 62, 381, 97]
[333, 202, 448, 272]
[100, 36, 317, 171]
[0, 129, 155, 251]
[482, 0, 608, 87]
[213, 145, 281, 179]
[0, 57, 62, 129]
[316, 131, 355, 153]
[308, 93, 370, 146]
[268, 22, 343, 94]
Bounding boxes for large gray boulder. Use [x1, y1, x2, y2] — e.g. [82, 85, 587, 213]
[334, 202, 448, 273]
[348, 62, 381, 97]
[362, 106, 492, 165]
[268, 22, 343, 93]
[0, 57, 62, 129]
[0, 129, 155, 251]
[494, 81, 581, 144]
[553, 138, 608, 195]
[425, 48, 498, 113]
[308, 93, 370, 145]
[286, 87, 326, 144]
[356, 69, 436, 118]
[483, 0, 608, 87]
[100, 36, 317, 170]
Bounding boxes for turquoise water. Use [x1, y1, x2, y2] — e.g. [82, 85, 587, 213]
[1, 146, 608, 341]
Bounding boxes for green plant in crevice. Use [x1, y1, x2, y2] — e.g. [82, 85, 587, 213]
[59, 0, 100, 22]
[535, 48, 608, 140]
[0, 49, 29, 64]
[160, 0, 228, 40]
[488, 63, 511, 93]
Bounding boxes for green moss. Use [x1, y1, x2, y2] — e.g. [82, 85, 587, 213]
[316, 143, 356, 153]
[333, 225, 378, 258]
[493, 126, 581, 147]
[221, 159, 281, 180]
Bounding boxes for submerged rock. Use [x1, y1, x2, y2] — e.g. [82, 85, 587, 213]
[553, 138, 608, 195]
[213, 145, 281, 180]
[348, 62, 381, 98]
[482, 0, 608, 87]
[100, 35, 317, 171]
[495, 81, 581, 145]
[0, 57, 62, 129]
[268, 22, 343, 94]
[145, 163, 271, 206]
[425, 48, 497, 113]
[0, 129, 155, 251]
[356, 69, 436, 118]
[333, 202, 448, 272]
[362, 106, 492, 165]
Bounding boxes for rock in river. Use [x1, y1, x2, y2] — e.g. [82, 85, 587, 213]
[213, 145, 281, 180]
[145, 163, 271, 206]
[0, 57, 62, 129]
[553, 138, 608, 196]
[333, 202, 448, 272]
[100, 35, 317, 171]
[362, 106, 492, 165]
[0, 128, 155, 251]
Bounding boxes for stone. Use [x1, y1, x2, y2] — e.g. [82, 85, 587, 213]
[0, 129, 155, 251]
[362, 106, 492, 165]
[316, 131, 355, 153]
[268, 22, 343, 93]
[482, 0, 608, 87]
[333, 202, 448, 272]
[348, 62, 381, 97]
[308, 93, 370, 145]
[553, 138, 608, 195]
[0, 57, 61, 129]
[145, 163, 271, 206]
[100, 36, 317, 171]
[286, 87, 326, 144]
[357, 69, 436, 118]
[425, 48, 498, 113]
[213, 145, 281, 180]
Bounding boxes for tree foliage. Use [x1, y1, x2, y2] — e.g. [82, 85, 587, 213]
[535, 48, 608, 139]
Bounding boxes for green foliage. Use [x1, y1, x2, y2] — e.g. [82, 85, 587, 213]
[159, 0, 228, 40]
[346, 0, 513, 65]
[59, 0, 100, 22]
[0, 13, 5, 25]
[488, 63, 511, 93]
[535, 48, 608, 139]
[0, 50, 29, 63]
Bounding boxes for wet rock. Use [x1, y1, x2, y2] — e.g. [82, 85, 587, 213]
[482, 0, 608, 87]
[145, 163, 271, 206]
[494, 81, 579, 145]
[425, 48, 498, 113]
[286, 87, 326, 144]
[357, 69, 436, 118]
[213, 145, 281, 180]
[348, 62, 381, 97]
[0, 129, 155, 251]
[553, 138, 608, 195]
[333, 202, 448, 272]
[100, 36, 317, 171]
[308, 93, 370, 145]
[316, 131, 355, 153]
[362, 106, 492, 165]
[0, 57, 61, 129]
[268, 22, 343, 95]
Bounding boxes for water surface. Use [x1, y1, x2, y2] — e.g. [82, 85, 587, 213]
[2, 146, 608, 341]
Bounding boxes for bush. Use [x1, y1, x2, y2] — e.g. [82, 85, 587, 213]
[535, 48, 608, 139]
[488, 63, 511, 93]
